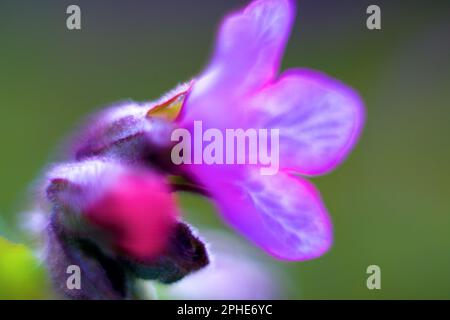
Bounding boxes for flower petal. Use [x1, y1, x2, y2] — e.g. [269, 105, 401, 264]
[249, 68, 365, 175]
[182, 0, 295, 127]
[195, 166, 332, 261]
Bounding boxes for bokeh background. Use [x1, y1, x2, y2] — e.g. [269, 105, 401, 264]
[0, 0, 449, 299]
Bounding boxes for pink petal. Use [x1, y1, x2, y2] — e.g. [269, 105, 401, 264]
[181, 0, 295, 128]
[193, 166, 333, 261]
[249, 68, 365, 175]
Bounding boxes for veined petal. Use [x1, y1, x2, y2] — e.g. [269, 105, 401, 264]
[182, 0, 295, 127]
[195, 166, 332, 261]
[250, 69, 365, 175]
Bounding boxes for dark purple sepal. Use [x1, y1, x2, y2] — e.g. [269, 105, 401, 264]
[124, 222, 209, 284]
[45, 215, 135, 300]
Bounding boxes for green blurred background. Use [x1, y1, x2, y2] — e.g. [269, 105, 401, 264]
[0, 0, 449, 299]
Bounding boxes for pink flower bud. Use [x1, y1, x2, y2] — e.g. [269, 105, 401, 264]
[86, 173, 178, 261]
[45, 160, 179, 261]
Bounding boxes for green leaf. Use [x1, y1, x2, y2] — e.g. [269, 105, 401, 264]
[0, 237, 51, 299]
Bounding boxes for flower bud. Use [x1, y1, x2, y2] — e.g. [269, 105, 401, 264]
[84, 170, 178, 261]
[45, 160, 178, 261]
[42, 159, 209, 299]
[70, 84, 190, 168]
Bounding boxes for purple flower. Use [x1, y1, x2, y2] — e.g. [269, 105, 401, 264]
[35, 1, 365, 300]
[175, 0, 365, 261]
[25, 0, 365, 300]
